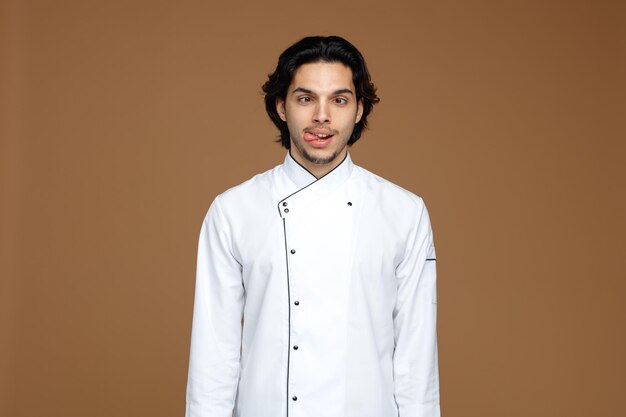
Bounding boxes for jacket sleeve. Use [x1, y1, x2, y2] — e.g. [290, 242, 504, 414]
[186, 195, 245, 417]
[393, 199, 441, 417]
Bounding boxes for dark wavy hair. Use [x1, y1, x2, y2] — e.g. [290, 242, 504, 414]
[262, 36, 380, 149]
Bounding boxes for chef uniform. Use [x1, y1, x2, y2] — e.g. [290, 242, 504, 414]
[185, 152, 440, 417]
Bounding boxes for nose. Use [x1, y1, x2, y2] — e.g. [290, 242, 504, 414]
[313, 101, 330, 124]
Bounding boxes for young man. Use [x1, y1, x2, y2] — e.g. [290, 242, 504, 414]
[185, 36, 441, 417]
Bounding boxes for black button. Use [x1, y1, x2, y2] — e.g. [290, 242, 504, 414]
[284, 208, 289, 213]
[294, 301, 299, 305]
[347, 202, 352, 206]
[292, 396, 298, 401]
[290, 249, 296, 254]
[282, 202, 288, 206]
[293, 345, 298, 350]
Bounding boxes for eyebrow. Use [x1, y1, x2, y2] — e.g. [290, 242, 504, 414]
[292, 87, 354, 96]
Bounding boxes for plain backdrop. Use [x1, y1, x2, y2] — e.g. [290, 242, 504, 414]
[1, 1, 625, 416]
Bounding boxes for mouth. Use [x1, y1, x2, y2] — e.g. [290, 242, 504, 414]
[303, 128, 335, 144]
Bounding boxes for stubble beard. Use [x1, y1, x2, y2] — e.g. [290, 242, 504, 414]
[292, 134, 348, 166]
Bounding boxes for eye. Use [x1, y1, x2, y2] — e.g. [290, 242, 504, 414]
[297, 96, 312, 103]
[335, 97, 348, 105]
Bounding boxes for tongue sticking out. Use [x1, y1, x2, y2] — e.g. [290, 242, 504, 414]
[304, 132, 334, 142]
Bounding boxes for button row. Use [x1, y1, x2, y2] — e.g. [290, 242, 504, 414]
[291, 287, 299, 402]
[288, 228, 301, 405]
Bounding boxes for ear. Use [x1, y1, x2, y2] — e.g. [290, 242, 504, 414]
[355, 99, 364, 124]
[276, 98, 287, 122]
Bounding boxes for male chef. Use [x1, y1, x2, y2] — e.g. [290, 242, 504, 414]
[185, 36, 441, 417]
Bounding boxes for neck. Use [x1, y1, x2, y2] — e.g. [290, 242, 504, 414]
[290, 149, 347, 179]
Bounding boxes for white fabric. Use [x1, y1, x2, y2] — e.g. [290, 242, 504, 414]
[186, 153, 440, 417]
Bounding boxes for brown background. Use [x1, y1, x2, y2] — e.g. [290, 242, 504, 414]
[2, 0, 625, 416]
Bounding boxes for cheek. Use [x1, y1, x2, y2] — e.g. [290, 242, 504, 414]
[340, 111, 358, 128]
[286, 106, 307, 125]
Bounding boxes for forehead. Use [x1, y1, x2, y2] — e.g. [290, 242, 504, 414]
[290, 61, 355, 92]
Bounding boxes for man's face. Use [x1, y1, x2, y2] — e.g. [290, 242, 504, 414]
[277, 61, 363, 175]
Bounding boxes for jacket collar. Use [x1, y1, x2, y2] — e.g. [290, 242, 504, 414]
[278, 151, 354, 219]
[283, 151, 317, 188]
[283, 151, 353, 189]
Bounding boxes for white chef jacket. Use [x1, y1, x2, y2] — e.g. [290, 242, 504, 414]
[186, 152, 440, 417]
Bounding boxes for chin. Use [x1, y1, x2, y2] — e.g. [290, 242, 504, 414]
[304, 149, 341, 165]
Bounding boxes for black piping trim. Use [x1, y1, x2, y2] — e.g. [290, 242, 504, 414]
[426, 258, 437, 261]
[288, 150, 348, 182]
[392, 386, 400, 415]
[277, 152, 349, 215]
[276, 151, 350, 413]
[288, 150, 318, 179]
[286, 152, 346, 193]
[282, 218, 292, 416]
